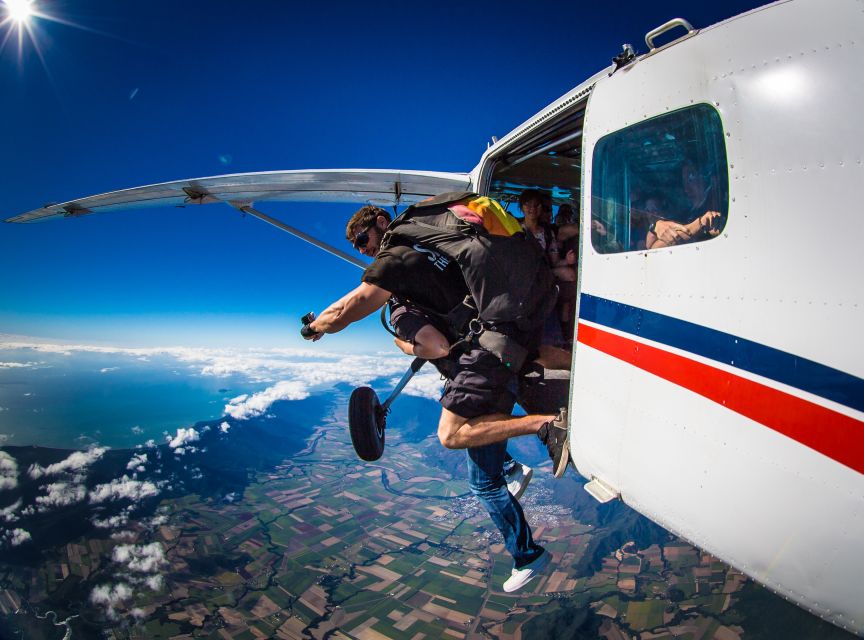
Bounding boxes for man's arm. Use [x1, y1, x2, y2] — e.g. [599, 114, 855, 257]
[305, 282, 391, 340]
[647, 211, 723, 249]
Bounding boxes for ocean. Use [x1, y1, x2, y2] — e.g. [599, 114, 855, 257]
[0, 349, 251, 449]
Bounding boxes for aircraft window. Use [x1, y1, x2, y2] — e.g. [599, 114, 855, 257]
[590, 104, 728, 253]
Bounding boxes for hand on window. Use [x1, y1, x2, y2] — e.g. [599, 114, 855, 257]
[649, 220, 693, 248]
[699, 211, 723, 237]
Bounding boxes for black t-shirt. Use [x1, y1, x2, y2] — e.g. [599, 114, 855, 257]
[362, 240, 468, 314]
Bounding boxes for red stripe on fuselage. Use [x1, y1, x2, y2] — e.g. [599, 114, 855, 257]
[577, 322, 864, 475]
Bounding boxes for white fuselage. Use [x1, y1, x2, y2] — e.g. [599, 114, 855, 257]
[471, 0, 864, 633]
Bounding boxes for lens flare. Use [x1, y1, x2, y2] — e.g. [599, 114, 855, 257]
[3, 0, 33, 25]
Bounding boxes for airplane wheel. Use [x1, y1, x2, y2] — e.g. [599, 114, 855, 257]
[348, 386, 385, 461]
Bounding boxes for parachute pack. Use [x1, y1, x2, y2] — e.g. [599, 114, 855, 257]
[380, 191, 557, 369]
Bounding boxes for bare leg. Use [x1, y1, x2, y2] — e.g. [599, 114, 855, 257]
[394, 324, 450, 360]
[393, 337, 415, 356]
[437, 407, 553, 450]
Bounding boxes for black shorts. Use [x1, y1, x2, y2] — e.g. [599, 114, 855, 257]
[440, 347, 516, 420]
[389, 300, 517, 419]
[388, 302, 432, 343]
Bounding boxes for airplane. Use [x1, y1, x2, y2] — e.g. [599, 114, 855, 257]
[5, 0, 863, 634]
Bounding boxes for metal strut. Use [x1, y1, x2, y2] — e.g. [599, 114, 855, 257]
[228, 201, 366, 270]
[392, 181, 402, 218]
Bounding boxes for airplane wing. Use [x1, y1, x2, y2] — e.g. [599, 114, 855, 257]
[3, 169, 471, 223]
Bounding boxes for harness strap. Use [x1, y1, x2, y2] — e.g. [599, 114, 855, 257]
[382, 296, 535, 372]
[445, 295, 478, 336]
[380, 303, 399, 338]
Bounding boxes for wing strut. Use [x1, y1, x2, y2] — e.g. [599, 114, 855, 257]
[229, 202, 366, 270]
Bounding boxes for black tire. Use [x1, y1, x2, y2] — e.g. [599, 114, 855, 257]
[348, 386, 386, 461]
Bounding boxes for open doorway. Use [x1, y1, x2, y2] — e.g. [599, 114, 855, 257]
[479, 97, 587, 355]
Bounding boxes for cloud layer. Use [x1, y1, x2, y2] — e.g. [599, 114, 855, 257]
[0, 527, 31, 547]
[91, 542, 167, 619]
[225, 381, 310, 419]
[0, 336, 444, 409]
[89, 476, 161, 504]
[35, 482, 88, 509]
[29, 447, 108, 479]
[167, 427, 199, 449]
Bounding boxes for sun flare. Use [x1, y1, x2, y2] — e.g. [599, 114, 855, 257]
[3, 0, 33, 25]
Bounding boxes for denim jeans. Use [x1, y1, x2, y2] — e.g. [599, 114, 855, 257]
[467, 440, 545, 569]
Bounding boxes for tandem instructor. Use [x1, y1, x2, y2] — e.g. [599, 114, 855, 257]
[303, 194, 571, 592]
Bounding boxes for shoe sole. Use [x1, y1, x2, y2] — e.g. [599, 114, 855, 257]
[511, 468, 533, 500]
[502, 551, 551, 592]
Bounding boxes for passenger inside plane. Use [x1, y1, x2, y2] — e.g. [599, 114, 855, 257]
[483, 100, 585, 352]
[554, 203, 577, 226]
[590, 103, 729, 253]
[644, 158, 725, 249]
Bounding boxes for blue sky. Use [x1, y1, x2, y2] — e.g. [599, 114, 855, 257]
[0, 0, 768, 351]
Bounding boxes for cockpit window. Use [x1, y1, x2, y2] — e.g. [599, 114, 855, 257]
[590, 104, 728, 253]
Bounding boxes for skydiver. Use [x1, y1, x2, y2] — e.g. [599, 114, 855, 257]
[303, 202, 571, 592]
[345, 205, 533, 500]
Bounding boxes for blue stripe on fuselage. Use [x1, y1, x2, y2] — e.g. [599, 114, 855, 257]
[578, 293, 864, 414]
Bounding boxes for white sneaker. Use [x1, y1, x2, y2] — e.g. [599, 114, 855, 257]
[505, 462, 533, 500]
[502, 550, 550, 593]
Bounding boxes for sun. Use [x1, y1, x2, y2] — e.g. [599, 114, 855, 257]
[2, 0, 99, 67]
[1, 0, 51, 67]
[3, 0, 33, 25]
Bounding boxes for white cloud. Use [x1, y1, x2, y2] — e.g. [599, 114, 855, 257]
[28, 446, 108, 479]
[35, 482, 87, 509]
[131, 426, 143, 435]
[219, 421, 231, 433]
[91, 582, 133, 605]
[0, 337, 442, 432]
[0, 361, 40, 368]
[145, 574, 164, 590]
[126, 453, 148, 472]
[99, 367, 118, 373]
[110, 531, 136, 541]
[113, 542, 167, 573]
[93, 505, 135, 529]
[224, 380, 310, 420]
[89, 543, 168, 617]
[89, 476, 161, 504]
[148, 514, 168, 527]
[0, 499, 22, 523]
[0, 527, 31, 547]
[0, 335, 405, 384]
[90, 582, 133, 619]
[400, 370, 445, 401]
[167, 427, 199, 449]
[0, 452, 18, 490]
[93, 512, 130, 529]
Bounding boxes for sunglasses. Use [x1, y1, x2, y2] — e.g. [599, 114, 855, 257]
[352, 227, 372, 250]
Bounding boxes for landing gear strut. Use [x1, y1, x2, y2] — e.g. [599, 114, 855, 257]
[347, 357, 425, 461]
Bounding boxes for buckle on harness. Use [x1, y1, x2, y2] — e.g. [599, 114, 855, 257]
[467, 318, 484, 340]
